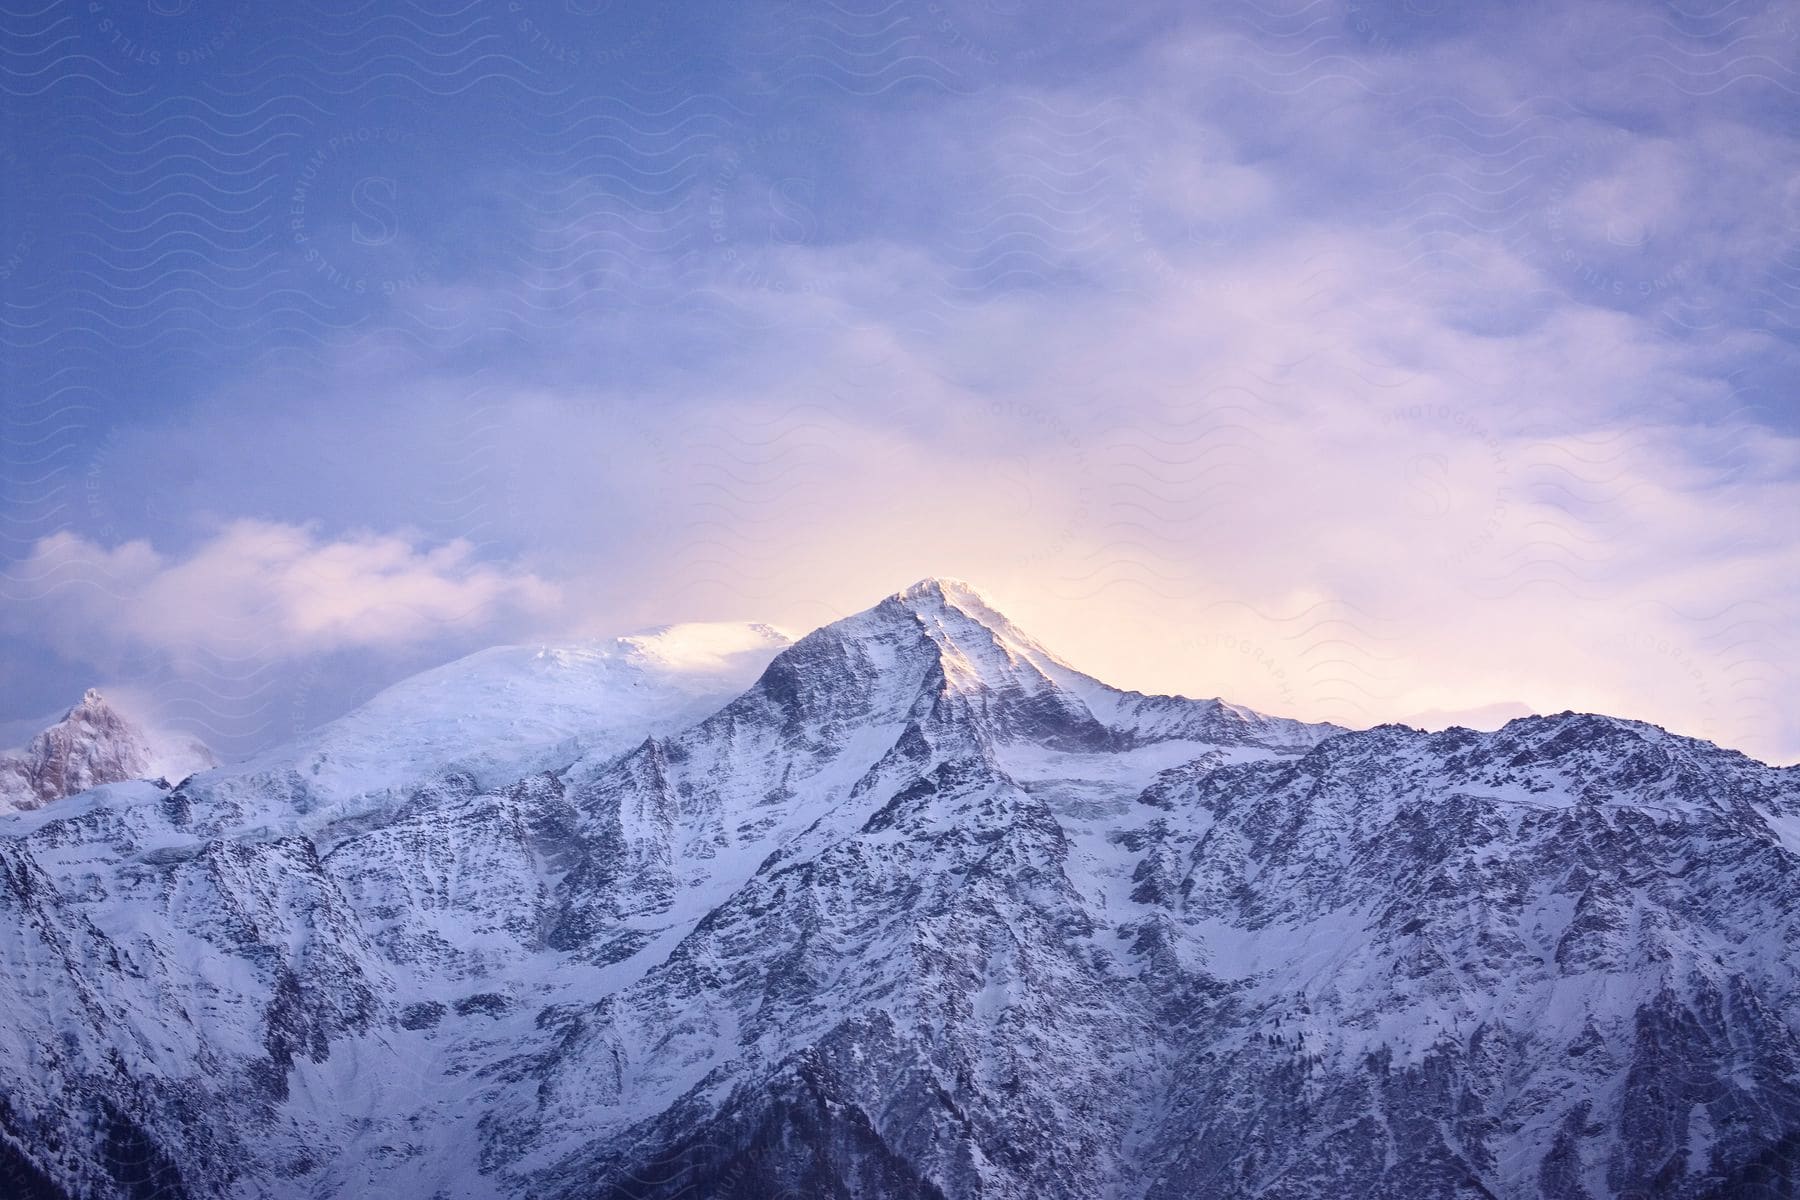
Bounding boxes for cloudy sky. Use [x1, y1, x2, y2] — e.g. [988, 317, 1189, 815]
[2, 0, 1797, 763]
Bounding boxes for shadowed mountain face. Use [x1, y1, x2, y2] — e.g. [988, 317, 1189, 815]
[2, 581, 1798, 1200]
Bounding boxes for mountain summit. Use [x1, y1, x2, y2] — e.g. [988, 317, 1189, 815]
[0, 688, 215, 813]
[1, 585, 1797, 1200]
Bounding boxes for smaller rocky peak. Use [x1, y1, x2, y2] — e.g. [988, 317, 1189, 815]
[64, 687, 127, 728]
[0, 689, 216, 813]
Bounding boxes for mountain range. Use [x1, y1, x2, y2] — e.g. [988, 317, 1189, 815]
[2, 579, 1797, 1199]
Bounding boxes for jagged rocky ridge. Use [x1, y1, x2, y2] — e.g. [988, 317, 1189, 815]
[0, 689, 215, 813]
[1, 581, 1798, 1199]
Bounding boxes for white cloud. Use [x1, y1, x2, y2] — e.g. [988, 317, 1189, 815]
[3, 521, 560, 667]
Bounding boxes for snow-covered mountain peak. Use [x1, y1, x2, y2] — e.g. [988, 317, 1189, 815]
[1274, 707, 1795, 826]
[1500, 709, 1668, 744]
[53, 683, 123, 734]
[894, 575, 997, 609]
[891, 577, 1040, 645]
[883, 577, 1070, 694]
[750, 583, 1339, 758]
[0, 689, 215, 813]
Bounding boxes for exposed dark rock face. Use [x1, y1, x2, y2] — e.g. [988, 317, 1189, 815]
[2, 581, 1796, 1199]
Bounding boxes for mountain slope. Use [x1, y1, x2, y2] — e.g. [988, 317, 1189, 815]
[163, 620, 794, 838]
[520, 717, 1800, 1200]
[0, 582, 1796, 1200]
[0, 690, 215, 813]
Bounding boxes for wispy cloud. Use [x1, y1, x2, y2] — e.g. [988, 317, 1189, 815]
[4, 521, 559, 666]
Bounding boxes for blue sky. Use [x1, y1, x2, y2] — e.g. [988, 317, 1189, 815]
[2, 0, 1798, 762]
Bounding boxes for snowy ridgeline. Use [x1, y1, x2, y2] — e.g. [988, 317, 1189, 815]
[1, 579, 1798, 1200]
